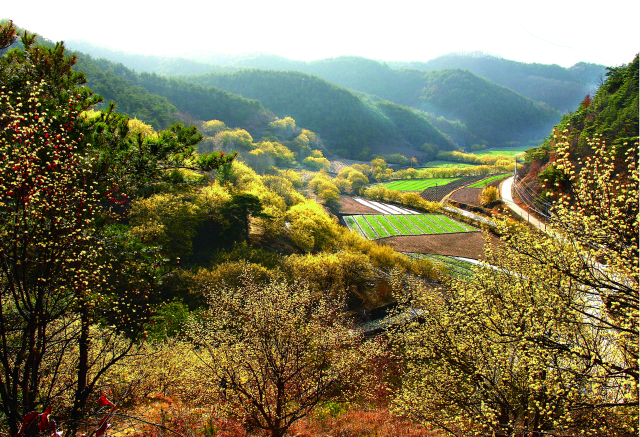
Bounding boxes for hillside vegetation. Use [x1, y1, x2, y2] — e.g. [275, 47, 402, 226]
[520, 54, 639, 201]
[1, 20, 637, 437]
[392, 52, 606, 112]
[183, 69, 456, 158]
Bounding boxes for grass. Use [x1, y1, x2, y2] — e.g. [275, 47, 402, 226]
[467, 173, 509, 188]
[419, 161, 475, 169]
[414, 215, 448, 234]
[379, 177, 461, 192]
[354, 215, 379, 240]
[397, 215, 422, 234]
[344, 213, 477, 239]
[406, 253, 475, 278]
[374, 215, 401, 236]
[438, 215, 469, 232]
[364, 215, 391, 238]
[385, 215, 412, 235]
[343, 216, 358, 232]
[430, 215, 461, 233]
[406, 215, 436, 234]
[473, 146, 530, 156]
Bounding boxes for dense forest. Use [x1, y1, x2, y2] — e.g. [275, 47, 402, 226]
[1, 19, 638, 437]
[519, 54, 638, 201]
[65, 41, 605, 152]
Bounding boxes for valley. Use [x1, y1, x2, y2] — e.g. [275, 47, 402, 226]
[0, 18, 637, 437]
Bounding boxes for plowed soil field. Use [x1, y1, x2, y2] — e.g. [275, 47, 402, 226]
[338, 196, 380, 214]
[378, 232, 496, 259]
[448, 187, 483, 207]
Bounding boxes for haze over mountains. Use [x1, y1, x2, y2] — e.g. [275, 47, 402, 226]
[18, 37, 609, 161]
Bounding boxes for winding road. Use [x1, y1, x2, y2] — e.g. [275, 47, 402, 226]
[500, 176, 547, 232]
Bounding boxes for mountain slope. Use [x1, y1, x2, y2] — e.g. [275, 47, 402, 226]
[391, 53, 606, 112]
[521, 54, 638, 199]
[183, 69, 456, 157]
[418, 68, 560, 145]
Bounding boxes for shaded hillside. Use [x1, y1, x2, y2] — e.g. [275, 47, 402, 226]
[52, 46, 572, 150]
[184, 69, 455, 158]
[222, 55, 562, 147]
[520, 54, 638, 199]
[75, 55, 179, 129]
[418, 68, 560, 145]
[79, 57, 274, 134]
[374, 101, 456, 155]
[392, 53, 606, 112]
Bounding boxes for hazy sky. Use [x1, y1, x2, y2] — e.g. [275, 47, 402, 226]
[3, 0, 639, 67]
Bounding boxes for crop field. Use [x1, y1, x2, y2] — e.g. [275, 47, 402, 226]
[467, 173, 510, 188]
[378, 177, 461, 192]
[419, 161, 475, 169]
[473, 147, 530, 156]
[405, 253, 475, 277]
[343, 213, 477, 240]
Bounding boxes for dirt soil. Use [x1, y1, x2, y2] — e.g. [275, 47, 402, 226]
[448, 187, 483, 207]
[377, 232, 498, 259]
[338, 196, 380, 215]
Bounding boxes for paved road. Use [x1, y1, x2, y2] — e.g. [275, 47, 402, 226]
[501, 176, 548, 232]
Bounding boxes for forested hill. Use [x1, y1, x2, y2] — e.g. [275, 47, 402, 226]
[77, 56, 274, 133]
[182, 69, 456, 157]
[391, 53, 606, 112]
[62, 43, 572, 150]
[188, 56, 562, 147]
[520, 54, 638, 199]
[417, 68, 560, 145]
[2, 30, 274, 133]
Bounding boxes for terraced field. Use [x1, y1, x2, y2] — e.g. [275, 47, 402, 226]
[474, 147, 530, 156]
[419, 161, 476, 169]
[343, 213, 477, 240]
[467, 173, 510, 188]
[405, 253, 475, 277]
[377, 177, 461, 192]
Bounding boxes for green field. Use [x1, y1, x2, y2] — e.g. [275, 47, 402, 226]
[379, 177, 461, 192]
[419, 161, 476, 169]
[343, 214, 477, 240]
[473, 147, 530, 156]
[467, 173, 510, 188]
[406, 253, 475, 277]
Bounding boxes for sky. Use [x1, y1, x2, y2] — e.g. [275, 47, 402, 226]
[3, 0, 639, 67]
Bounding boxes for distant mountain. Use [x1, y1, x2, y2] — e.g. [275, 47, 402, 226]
[417, 68, 560, 145]
[183, 69, 456, 158]
[73, 55, 273, 133]
[67, 40, 235, 76]
[390, 53, 606, 113]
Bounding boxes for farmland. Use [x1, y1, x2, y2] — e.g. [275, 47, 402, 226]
[467, 173, 510, 188]
[473, 146, 531, 156]
[343, 213, 477, 240]
[419, 161, 476, 169]
[377, 177, 461, 192]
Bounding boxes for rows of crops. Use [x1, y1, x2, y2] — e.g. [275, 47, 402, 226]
[404, 253, 475, 277]
[377, 177, 461, 192]
[474, 147, 529, 156]
[343, 213, 477, 240]
[419, 161, 475, 169]
[467, 173, 509, 188]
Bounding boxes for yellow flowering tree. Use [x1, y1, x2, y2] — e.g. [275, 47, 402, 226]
[391, 134, 638, 436]
[187, 270, 366, 437]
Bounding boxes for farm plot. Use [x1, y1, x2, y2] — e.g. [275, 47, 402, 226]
[343, 213, 476, 240]
[420, 161, 476, 169]
[405, 253, 475, 277]
[467, 174, 509, 188]
[378, 178, 461, 192]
